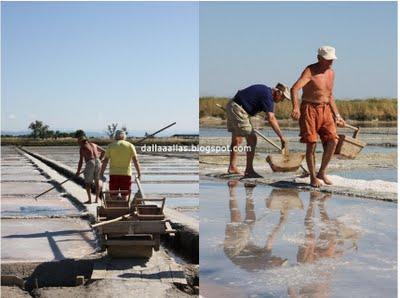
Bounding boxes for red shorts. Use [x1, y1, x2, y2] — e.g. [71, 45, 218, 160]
[299, 101, 338, 143]
[109, 175, 131, 192]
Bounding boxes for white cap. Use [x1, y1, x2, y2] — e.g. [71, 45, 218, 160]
[318, 46, 337, 60]
[275, 83, 291, 101]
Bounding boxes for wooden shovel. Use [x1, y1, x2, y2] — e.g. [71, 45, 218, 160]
[254, 129, 308, 174]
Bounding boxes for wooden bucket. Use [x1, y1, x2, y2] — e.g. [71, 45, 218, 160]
[266, 189, 304, 210]
[266, 153, 305, 172]
[335, 125, 366, 159]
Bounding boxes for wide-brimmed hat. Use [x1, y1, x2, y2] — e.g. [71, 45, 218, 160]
[318, 46, 337, 60]
[275, 83, 291, 101]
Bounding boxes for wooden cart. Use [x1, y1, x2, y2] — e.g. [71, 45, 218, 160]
[93, 184, 175, 258]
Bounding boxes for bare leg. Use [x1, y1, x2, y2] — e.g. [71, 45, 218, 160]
[244, 132, 262, 178]
[84, 184, 92, 204]
[228, 180, 241, 222]
[306, 143, 323, 187]
[228, 135, 244, 174]
[317, 139, 338, 185]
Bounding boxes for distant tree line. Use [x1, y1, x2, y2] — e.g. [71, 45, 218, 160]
[26, 120, 129, 140]
[199, 97, 397, 121]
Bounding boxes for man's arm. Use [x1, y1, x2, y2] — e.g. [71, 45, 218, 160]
[327, 72, 345, 127]
[100, 157, 109, 178]
[96, 145, 106, 160]
[76, 149, 83, 176]
[266, 112, 286, 149]
[290, 67, 311, 120]
[132, 156, 141, 180]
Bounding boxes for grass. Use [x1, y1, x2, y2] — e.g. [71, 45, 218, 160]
[200, 97, 397, 121]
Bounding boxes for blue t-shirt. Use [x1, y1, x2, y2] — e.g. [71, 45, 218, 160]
[233, 84, 274, 116]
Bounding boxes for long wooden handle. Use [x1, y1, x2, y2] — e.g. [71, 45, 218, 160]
[134, 122, 176, 145]
[34, 170, 84, 200]
[216, 104, 280, 150]
[91, 213, 131, 228]
[135, 176, 145, 198]
[345, 123, 359, 131]
[254, 129, 282, 151]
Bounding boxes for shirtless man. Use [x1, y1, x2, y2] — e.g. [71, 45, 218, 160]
[75, 130, 105, 204]
[291, 46, 345, 187]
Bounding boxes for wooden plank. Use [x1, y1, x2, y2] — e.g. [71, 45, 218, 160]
[158, 264, 174, 284]
[169, 263, 187, 285]
[1, 275, 25, 288]
[136, 214, 165, 220]
[101, 221, 167, 234]
[98, 207, 130, 218]
[165, 221, 176, 236]
[105, 239, 155, 246]
[108, 245, 153, 258]
[91, 261, 108, 280]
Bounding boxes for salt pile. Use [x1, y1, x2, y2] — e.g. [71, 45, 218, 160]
[295, 175, 397, 194]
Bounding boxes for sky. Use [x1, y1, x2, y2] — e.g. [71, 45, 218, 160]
[200, 1, 397, 99]
[2, 2, 199, 134]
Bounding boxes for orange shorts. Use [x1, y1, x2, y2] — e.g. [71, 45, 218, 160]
[299, 101, 338, 143]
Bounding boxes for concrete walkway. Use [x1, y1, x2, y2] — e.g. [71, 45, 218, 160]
[1, 147, 96, 263]
[1, 146, 194, 296]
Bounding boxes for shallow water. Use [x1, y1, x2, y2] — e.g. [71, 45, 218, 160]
[200, 128, 397, 154]
[200, 180, 397, 298]
[331, 168, 397, 183]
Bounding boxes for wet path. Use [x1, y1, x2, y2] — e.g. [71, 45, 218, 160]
[25, 146, 199, 218]
[200, 180, 397, 298]
[1, 146, 96, 262]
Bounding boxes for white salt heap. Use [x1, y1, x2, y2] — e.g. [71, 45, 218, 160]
[295, 175, 397, 194]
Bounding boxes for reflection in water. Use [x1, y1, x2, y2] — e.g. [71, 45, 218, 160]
[224, 182, 361, 296]
[224, 182, 304, 271]
[289, 192, 360, 298]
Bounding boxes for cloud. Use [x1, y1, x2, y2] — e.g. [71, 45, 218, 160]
[8, 114, 16, 120]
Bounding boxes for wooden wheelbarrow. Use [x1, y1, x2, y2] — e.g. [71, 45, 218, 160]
[254, 129, 307, 173]
[335, 124, 366, 159]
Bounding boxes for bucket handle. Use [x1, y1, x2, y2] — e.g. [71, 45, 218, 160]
[344, 124, 360, 139]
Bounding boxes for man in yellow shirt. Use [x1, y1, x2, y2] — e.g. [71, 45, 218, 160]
[100, 130, 141, 199]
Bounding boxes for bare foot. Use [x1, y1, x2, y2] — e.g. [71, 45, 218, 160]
[317, 173, 333, 185]
[83, 200, 92, 204]
[310, 177, 324, 188]
[228, 167, 243, 175]
[243, 171, 263, 179]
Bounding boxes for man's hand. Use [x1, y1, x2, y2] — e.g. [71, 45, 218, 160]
[334, 114, 346, 127]
[336, 118, 346, 128]
[99, 173, 107, 182]
[291, 108, 300, 120]
[280, 137, 287, 150]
